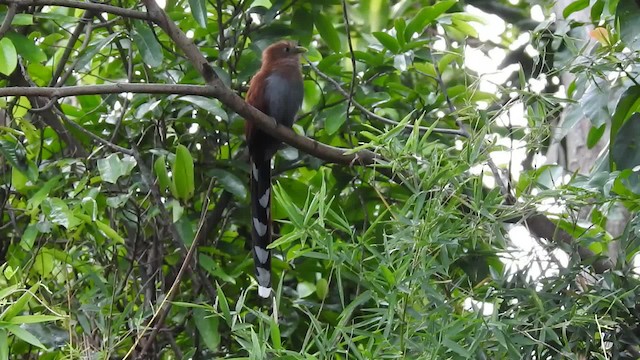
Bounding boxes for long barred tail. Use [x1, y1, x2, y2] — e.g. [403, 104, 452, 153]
[249, 152, 273, 298]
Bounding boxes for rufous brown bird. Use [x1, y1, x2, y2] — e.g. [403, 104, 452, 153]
[245, 40, 306, 298]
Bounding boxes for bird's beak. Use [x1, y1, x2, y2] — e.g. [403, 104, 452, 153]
[292, 46, 307, 54]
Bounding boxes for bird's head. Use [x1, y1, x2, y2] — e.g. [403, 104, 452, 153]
[261, 40, 307, 66]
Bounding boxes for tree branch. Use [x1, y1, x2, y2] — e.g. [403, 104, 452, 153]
[0, 0, 149, 20]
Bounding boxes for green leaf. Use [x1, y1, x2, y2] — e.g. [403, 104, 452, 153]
[315, 13, 341, 53]
[199, 254, 236, 283]
[42, 198, 79, 229]
[591, 0, 605, 21]
[75, 32, 119, 70]
[269, 316, 281, 350]
[297, 282, 316, 298]
[322, 103, 348, 135]
[194, 308, 220, 352]
[97, 153, 137, 184]
[5, 32, 46, 63]
[0, 283, 40, 321]
[9, 315, 64, 324]
[249, 0, 271, 9]
[179, 95, 228, 121]
[172, 144, 195, 202]
[362, 0, 389, 32]
[611, 86, 640, 168]
[617, 0, 640, 49]
[188, 0, 207, 28]
[562, 0, 589, 18]
[27, 175, 61, 211]
[208, 169, 247, 200]
[20, 223, 37, 251]
[587, 124, 606, 149]
[0, 38, 17, 76]
[132, 20, 163, 67]
[33, 249, 54, 278]
[316, 278, 328, 300]
[292, 7, 314, 45]
[0, 329, 7, 360]
[404, 0, 456, 41]
[6, 325, 46, 350]
[580, 80, 610, 127]
[611, 113, 640, 170]
[153, 155, 172, 193]
[216, 284, 231, 327]
[76, 213, 125, 244]
[443, 338, 471, 357]
[0, 13, 33, 25]
[373, 32, 400, 53]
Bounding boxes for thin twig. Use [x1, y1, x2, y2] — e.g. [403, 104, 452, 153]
[0, 3, 17, 39]
[0, 0, 149, 19]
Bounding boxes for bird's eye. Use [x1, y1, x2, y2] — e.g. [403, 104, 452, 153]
[284, 47, 290, 52]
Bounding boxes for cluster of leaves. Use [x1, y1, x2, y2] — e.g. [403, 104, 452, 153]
[0, 0, 639, 358]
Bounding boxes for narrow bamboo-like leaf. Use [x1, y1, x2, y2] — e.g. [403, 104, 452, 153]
[269, 316, 281, 350]
[0, 283, 40, 321]
[216, 283, 232, 327]
[6, 325, 46, 350]
[9, 315, 64, 324]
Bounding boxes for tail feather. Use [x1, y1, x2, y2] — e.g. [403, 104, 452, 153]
[249, 150, 273, 298]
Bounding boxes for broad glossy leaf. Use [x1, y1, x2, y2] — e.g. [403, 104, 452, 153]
[0, 38, 17, 75]
[587, 124, 606, 149]
[97, 154, 137, 184]
[404, 0, 456, 41]
[611, 113, 640, 170]
[291, 7, 314, 45]
[315, 13, 341, 53]
[75, 32, 119, 70]
[617, 0, 640, 49]
[208, 169, 247, 201]
[132, 20, 163, 67]
[5, 32, 45, 63]
[188, 0, 207, 28]
[373, 32, 400, 53]
[322, 103, 348, 136]
[194, 308, 220, 351]
[562, 0, 589, 18]
[580, 80, 610, 127]
[179, 95, 228, 121]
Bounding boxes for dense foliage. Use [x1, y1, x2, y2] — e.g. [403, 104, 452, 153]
[0, 0, 639, 358]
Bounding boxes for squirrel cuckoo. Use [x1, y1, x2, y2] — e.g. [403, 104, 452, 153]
[245, 40, 306, 298]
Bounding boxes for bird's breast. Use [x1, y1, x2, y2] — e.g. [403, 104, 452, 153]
[264, 72, 304, 127]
